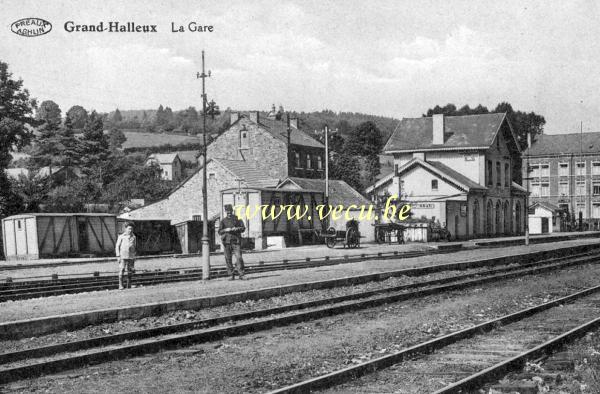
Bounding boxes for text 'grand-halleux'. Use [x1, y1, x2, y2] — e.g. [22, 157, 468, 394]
[63, 21, 214, 33]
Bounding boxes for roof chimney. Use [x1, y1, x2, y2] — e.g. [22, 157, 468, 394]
[432, 114, 444, 145]
[230, 112, 239, 124]
[249, 111, 259, 123]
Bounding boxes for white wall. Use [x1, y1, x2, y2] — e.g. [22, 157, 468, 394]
[425, 151, 482, 184]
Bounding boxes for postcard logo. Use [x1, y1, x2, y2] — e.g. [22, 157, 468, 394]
[11, 18, 52, 37]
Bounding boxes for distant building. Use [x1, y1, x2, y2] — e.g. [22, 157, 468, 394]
[145, 153, 182, 181]
[5, 166, 78, 182]
[524, 132, 600, 229]
[366, 113, 526, 239]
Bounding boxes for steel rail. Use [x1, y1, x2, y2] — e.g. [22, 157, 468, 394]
[0, 253, 597, 384]
[267, 283, 600, 393]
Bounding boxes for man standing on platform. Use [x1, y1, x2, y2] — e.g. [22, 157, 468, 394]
[219, 204, 246, 280]
[116, 222, 137, 289]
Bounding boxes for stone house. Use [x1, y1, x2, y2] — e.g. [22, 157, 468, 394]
[122, 109, 325, 226]
[145, 153, 182, 181]
[119, 158, 279, 224]
[366, 113, 527, 239]
[207, 111, 325, 179]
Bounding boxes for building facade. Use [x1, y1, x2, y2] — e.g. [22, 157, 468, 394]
[524, 132, 600, 229]
[145, 153, 183, 181]
[366, 113, 526, 239]
[207, 111, 325, 179]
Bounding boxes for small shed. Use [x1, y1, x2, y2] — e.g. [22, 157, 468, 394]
[117, 219, 181, 255]
[528, 201, 562, 234]
[2, 213, 117, 261]
[174, 219, 216, 254]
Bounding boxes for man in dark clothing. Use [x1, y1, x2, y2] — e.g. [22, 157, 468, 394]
[219, 204, 246, 280]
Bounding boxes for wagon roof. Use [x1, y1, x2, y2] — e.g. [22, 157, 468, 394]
[2, 213, 116, 220]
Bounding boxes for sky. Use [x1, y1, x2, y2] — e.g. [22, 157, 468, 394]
[1, 0, 599, 134]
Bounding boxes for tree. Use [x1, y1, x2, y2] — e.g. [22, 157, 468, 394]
[344, 121, 384, 157]
[494, 102, 545, 149]
[329, 152, 362, 192]
[156, 105, 166, 125]
[66, 105, 88, 129]
[112, 108, 123, 123]
[80, 110, 109, 170]
[207, 100, 220, 120]
[108, 128, 126, 150]
[36, 100, 61, 128]
[0, 61, 37, 216]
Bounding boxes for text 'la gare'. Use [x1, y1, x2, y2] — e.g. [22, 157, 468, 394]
[171, 22, 214, 32]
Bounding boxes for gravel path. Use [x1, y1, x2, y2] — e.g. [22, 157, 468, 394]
[3, 263, 600, 393]
[1, 238, 598, 323]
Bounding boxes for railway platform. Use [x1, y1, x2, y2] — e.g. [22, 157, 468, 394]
[1, 237, 599, 326]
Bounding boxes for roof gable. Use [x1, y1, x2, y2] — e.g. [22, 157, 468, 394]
[384, 113, 511, 152]
[366, 158, 486, 194]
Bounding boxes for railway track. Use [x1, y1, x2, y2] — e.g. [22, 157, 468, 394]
[2, 244, 598, 302]
[0, 250, 598, 385]
[0, 249, 443, 302]
[270, 283, 600, 393]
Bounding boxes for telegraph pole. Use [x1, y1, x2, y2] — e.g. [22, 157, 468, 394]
[525, 131, 530, 245]
[197, 50, 211, 280]
[325, 125, 329, 204]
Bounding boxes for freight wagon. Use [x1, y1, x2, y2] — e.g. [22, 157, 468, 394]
[2, 213, 117, 261]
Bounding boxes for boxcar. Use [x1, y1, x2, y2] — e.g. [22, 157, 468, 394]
[2, 213, 117, 261]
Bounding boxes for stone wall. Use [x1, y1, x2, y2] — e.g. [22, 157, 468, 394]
[206, 117, 289, 179]
[120, 160, 244, 224]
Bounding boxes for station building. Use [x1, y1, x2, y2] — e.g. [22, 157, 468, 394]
[366, 113, 527, 239]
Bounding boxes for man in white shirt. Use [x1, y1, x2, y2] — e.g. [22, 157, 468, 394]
[116, 222, 137, 290]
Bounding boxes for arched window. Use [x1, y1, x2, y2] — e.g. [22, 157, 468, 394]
[515, 201, 521, 234]
[495, 201, 502, 235]
[306, 154, 312, 169]
[240, 130, 248, 149]
[503, 201, 511, 235]
[486, 200, 493, 235]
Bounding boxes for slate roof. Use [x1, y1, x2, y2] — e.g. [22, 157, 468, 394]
[256, 117, 324, 149]
[147, 153, 180, 164]
[175, 150, 200, 163]
[383, 113, 508, 152]
[214, 159, 280, 188]
[525, 132, 600, 156]
[530, 200, 561, 212]
[426, 161, 487, 191]
[279, 177, 370, 207]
